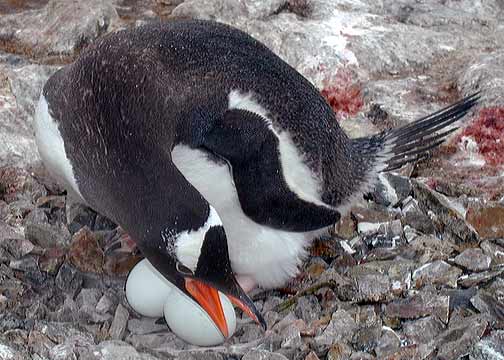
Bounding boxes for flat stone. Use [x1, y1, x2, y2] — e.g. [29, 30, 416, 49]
[295, 295, 321, 324]
[326, 342, 352, 360]
[412, 260, 462, 288]
[127, 318, 166, 335]
[242, 350, 289, 360]
[280, 324, 303, 349]
[470, 330, 504, 360]
[413, 180, 479, 244]
[109, 304, 129, 340]
[96, 293, 117, 314]
[385, 292, 450, 324]
[455, 248, 491, 272]
[314, 309, 357, 346]
[458, 269, 504, 288]
[435, 315, 487, 360]
[401, 197, 436, 235]
[402, 316, 444, 345]
[79, 340, 159, 360]
[126, 332, 187, 351]
[1, 238, 35, 259]
[374, 327, 401, 358]
[480, 241, 504, 266]
[27, 330, 54, 358]
[55, 263, 83, 295]
[466, 204, 504, 240]
[470, 290, 504, 327]
[25, 223, 71, 248]
[353, 273, 392, 302]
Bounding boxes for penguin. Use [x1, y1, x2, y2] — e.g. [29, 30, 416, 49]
[34, 19, 478, 336]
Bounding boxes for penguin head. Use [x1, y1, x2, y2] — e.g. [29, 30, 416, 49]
[147, 210, 266, 338]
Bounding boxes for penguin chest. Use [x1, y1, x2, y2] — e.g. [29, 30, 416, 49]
[34, 95, 84, 201]
[172, 145, 324, 289]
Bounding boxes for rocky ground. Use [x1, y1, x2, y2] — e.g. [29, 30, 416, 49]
[1, 0, 504, 359]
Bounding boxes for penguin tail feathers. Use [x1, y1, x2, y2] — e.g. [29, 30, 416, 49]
[355, 92, 480, 173]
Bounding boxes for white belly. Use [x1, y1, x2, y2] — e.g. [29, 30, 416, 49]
[34, 95, 84, 202]
[172, 145, 326, 289]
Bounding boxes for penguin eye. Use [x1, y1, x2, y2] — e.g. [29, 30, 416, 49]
[176, 262, 194, 276]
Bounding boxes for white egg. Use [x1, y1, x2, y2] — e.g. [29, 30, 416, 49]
[164, 287, 237, 347]
[125, 259, 173, 317]
[125, 259, 236, 346]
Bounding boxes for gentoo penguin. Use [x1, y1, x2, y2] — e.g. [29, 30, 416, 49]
[34, 19, 478, 335]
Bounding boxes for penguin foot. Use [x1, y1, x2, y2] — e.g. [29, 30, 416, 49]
[104, 227, 139, 256]
[236, 275, 257, 294]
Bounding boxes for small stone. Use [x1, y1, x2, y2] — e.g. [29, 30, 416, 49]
[242, 350, 289, 360]
[413, 180, 479, 244]
[66, 201, 97, 235]
[280, 324, 303, 349]
[26, 301, 48, 320]
[315, 309, 357, 346]
[470, 290, 504, 326]
[435, 315, 488, 360]
[458, 269, 503, 288]
[305, 352, 320, 360]
[480, 241, 504, 266]
[354, 273, 392, 302]
[127, 318, 166, 335]
[68, 227, 104, 273]
[352, 324, 381, 353]
[374, 327, 401, 358]
[272, 312, 298, 333]
[36, 195, 65, 209]
[334, 214, 356, 239]
[326, 342, 352, 360]
[39, 247, 66, 274]
[455, 248, 491, 272]
[412, 260, 462, 288]
[76, 288, 102, 308]
[295, 295, 321, 324]
[402, 316, 444, 345]
[55, 263, 83, 295]
[96, 294, 116, 314]
[349, 352, 374, 360]
[1, 238, 35, 259]
[239, 322, 265, 342]
[126, 332, 187, 351]
[78, 340, 158, 360]
[109, 304, 129, 340]
[402, 197, 436, 234]
[470, 330, 504, 360]
[21, 204, 45, 226]
[49, 343, 77, 360]
[27, 330, 55, 358]
[385, 292, 450, 324]
[25, 223, 72, 248]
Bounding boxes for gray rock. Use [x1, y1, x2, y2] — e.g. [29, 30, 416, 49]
[385, 292, 450, 324]
[351, 324, 382, 353]
[0, 341, 24, 360]
[239, 322, 264, 343]
[280, 324, 303, 349]
[315, 309, 357, 346]
[0, 0, 119, 60]
[470, 290, 504, 326]
[480, 241, 504, 266]
[455, 248, 491, 272]
[294, 295, 321, 324]
[242, 349, 289, 360]
[371, 173, 411, 207]
[374, 327, 401, 358]
[458, 269, 504, 288]
[127, 318, 166, 335]
[353, 273, 392, 302]
[109, 304, 129, 340]
[401, 197, 436, 235]
[126, 332, 187, 351]
[435, 315, 488, 360]
[470, 330, 504, 360]
[55, 263, 83, 295]
[33, 321, 94, 346]
[49, 343, 77, 360]
[23, 208, 48, 227]
[25, 223, 71, 248]
[412, 260, 462, 288]
[402, 316, 444, 345]
[96, 293, 117, 314]
[79, 340, 159, 360]
[413, 180, 479, 244]
[76, 288, 102, 309]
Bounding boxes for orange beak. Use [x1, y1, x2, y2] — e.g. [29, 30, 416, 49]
[228, 296, 261, 324]
[185, 278, 229, 338]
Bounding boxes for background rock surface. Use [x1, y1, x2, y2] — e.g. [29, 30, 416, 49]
[0, 0, 503, 359]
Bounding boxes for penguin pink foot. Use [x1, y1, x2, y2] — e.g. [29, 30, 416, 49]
[104, 227, 139, 256]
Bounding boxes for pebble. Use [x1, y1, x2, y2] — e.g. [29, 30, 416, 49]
[109, 304, 129, 340]
[454, 248, 492, 272]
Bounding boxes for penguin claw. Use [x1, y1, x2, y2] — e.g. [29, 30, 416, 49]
[104, 227, 139, 256]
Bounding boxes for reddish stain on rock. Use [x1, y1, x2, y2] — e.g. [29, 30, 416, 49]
[459, 107, 504, 166]
[320, 68, 363, 119]
[68, 227, 104, 273]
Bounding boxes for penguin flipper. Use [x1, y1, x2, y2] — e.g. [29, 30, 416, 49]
[203, 109, 340, 232]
